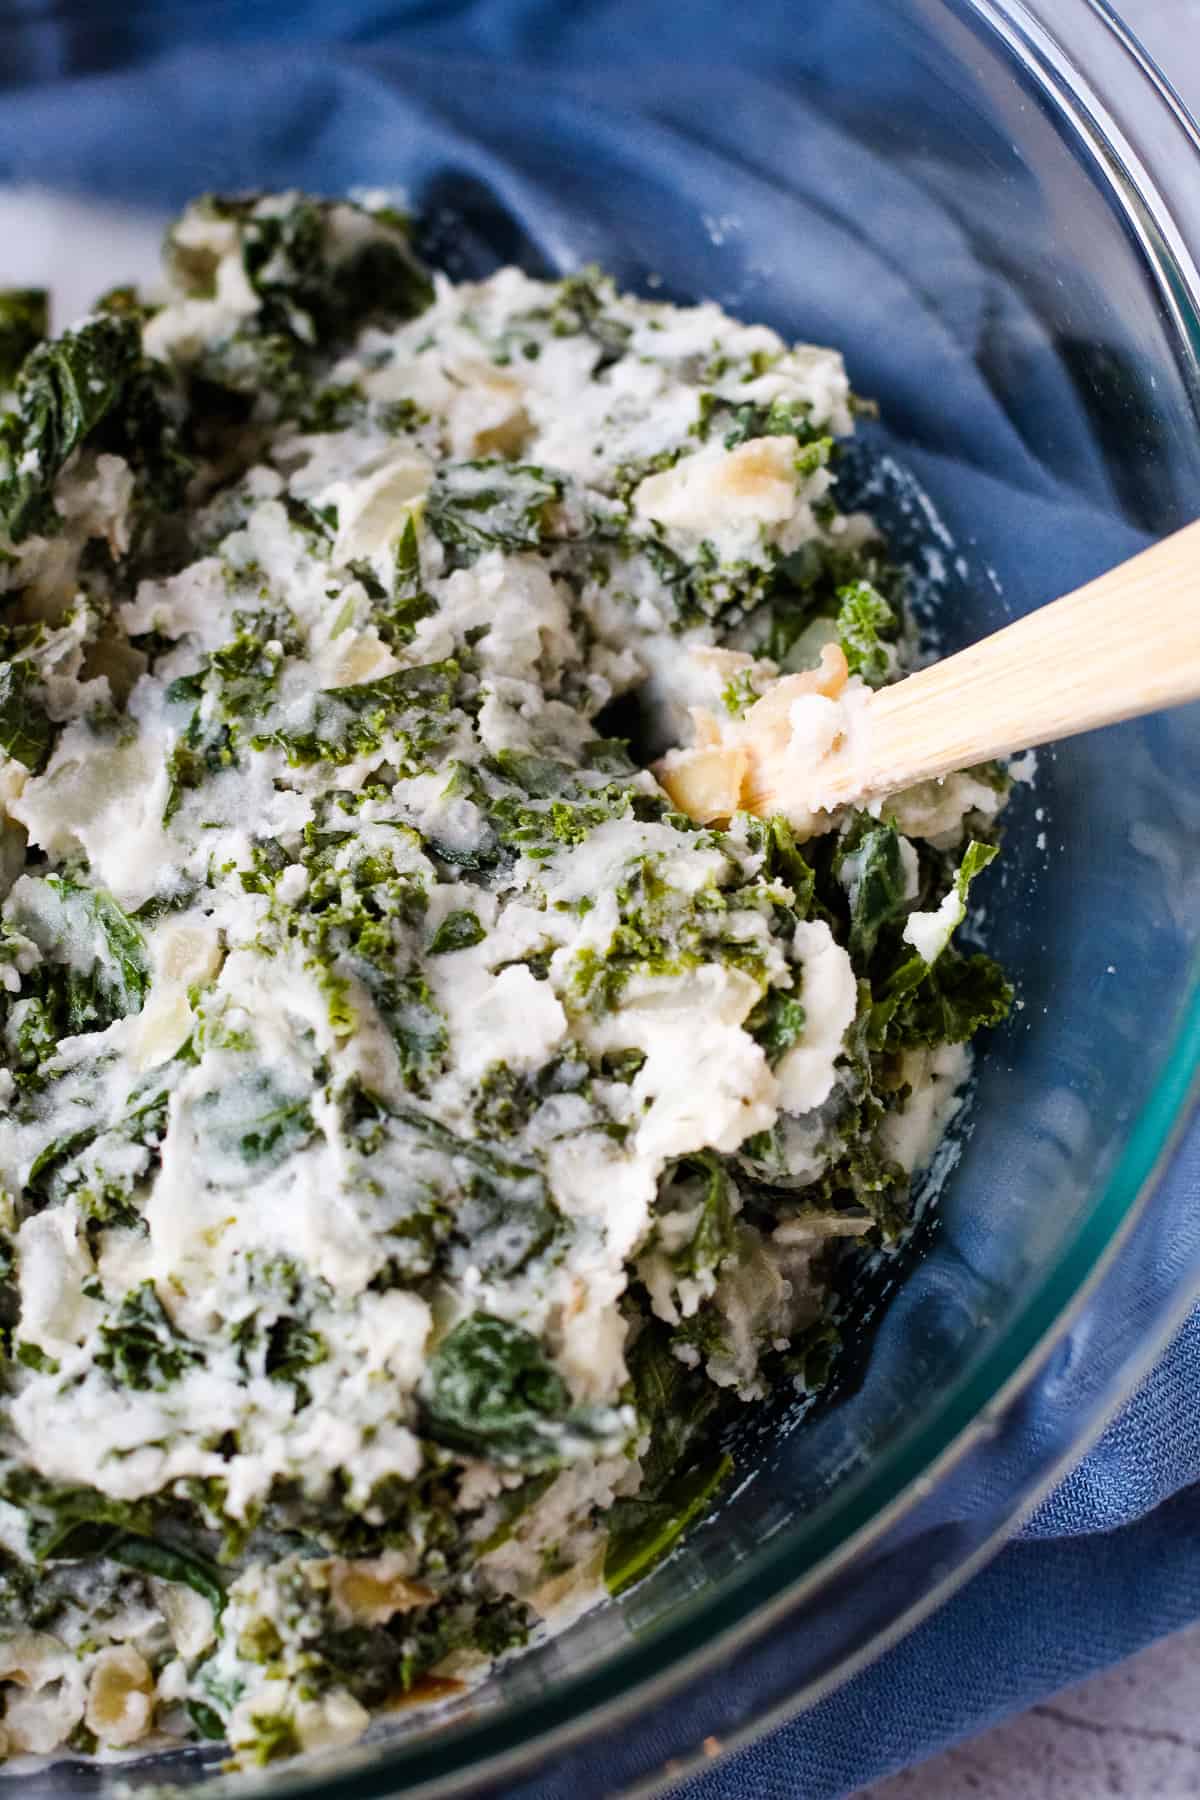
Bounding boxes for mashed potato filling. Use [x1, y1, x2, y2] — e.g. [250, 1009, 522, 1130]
[0, 193, 1010, 1765]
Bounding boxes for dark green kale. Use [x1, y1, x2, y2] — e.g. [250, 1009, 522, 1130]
[663, 1154, 739, 1281]
[0, 1475, 225, 1619]
[868, 841, 1012, 1048]
[547, 268, 632, 370]
[739, 811, 817, 917]
[103, 1535, 226, 1615]
[256, 1586, 531, 1727]
[603, 1323, 733, 1595]
[96, 1282, 201, 1391]
[426, 461, 562, 566]
[472, 1055, 588, 1139]
[297, 381, 366, 434]
[835, 580, 897, 685]
[421, 1313, 620, 1470]
[372, 514, 437, 647]
[745, 986, 807, 1065]
[569, 851, 767, 1018]
[26, 1077, 170, 1216]
[168, 194, 433, 413]
[282, 842, 446, 1091]
[835, 814, 911, 964]
[0, 289, 48, 389]
[230, 1296, 328, 1411]
[694, 391, 827, 450]
[4, 877, 150, 1080]
[485, 747, 667, 862]
[428, 909, 486, 955]
[759, 540, 903, 665]
[0, 658, 52, 771]
[162, 607, 302, 815]
[387, 1103, 562, 1276]
[393, 1592, 532, 1690]
[89, 337, 194, 532]
[236, 1093, 317, 1168]
[886, 949, 1013, 1049]
[264, 1317, 328, 1393]
[186, 1701, 227, 1742]
[252, 659, 460, 770]
[636, 532, 778, 632]
[0, 312, 141, 541]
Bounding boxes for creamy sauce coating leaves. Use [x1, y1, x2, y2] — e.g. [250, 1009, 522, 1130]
[0, 193, 1010, 1765]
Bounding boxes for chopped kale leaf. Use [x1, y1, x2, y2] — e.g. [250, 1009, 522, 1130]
[253, 659, 460, 770]
[836, 580, 897, 685]
[0, 659, 53, 771]
[0, 311, 141, 541]
[835, 814, 910, 964]
[96, 1282, 202, 1391]
[0, 289, 48, 389]
[428, 909, 486, 955]
[422, 1313, 621, 1470]
[426, 461, 562, 566]
[603, 1323, 734, 1594]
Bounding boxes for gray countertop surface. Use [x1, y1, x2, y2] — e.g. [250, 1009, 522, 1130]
[858, 1622, 1200, 1798]
[861, 6, 1200, 1795]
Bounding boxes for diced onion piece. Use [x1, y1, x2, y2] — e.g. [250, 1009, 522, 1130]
[307, 1554, 435, 1626]
[655, 744, 748, 824]
[84, 1646, 155, 1747]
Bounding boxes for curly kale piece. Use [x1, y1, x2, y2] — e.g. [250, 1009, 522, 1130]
[835, 814, 911, 965]
[664, 1153, 739, 1282]
[0, 289, 48, 389]
[427, 909, 486, 955]
[869, 840, 1012, 1048]
[26, 1077, 170, 1215]
[0, 312, 141, 542]
[4, 876, 150, 1080]
[168, 194, 433, 411]
[253, 659, 460, 770]
[421, 1313, 622, 1470]
[375, 513, 437, 647]
[426, 461, 562, 566]
[96, 1282, 202, 1391]
[694, 390, 827, 450]
[603, 1323, 733, 1595]
[835, 579, 897, 685]
[0, 659, 52, 771]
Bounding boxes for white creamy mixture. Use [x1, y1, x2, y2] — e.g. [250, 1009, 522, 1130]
[0, 193, 1011, 1767]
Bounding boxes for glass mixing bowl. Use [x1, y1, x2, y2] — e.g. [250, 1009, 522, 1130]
[1, 0, 1199, 1793]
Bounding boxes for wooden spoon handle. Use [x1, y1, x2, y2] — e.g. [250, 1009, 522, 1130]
[827, 517, 1200, 802]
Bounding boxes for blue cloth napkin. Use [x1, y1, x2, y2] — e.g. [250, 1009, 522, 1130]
[1, 5, 1198, 1794]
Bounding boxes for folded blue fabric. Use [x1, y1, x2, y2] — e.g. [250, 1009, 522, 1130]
[1, 5, 1197, 1794]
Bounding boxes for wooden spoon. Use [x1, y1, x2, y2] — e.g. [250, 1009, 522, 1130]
[746, 516, 1200, 819]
